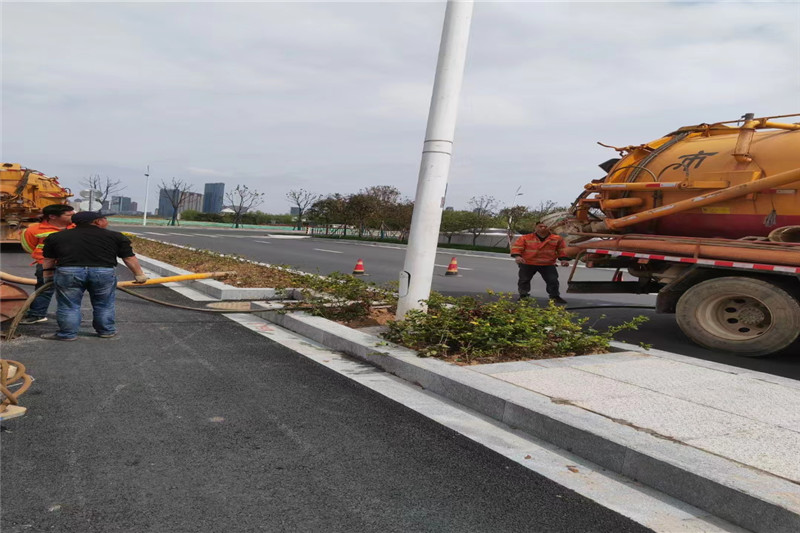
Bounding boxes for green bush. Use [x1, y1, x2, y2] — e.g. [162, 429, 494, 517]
[383, 291, 647, 363]
[298, 272, 397, 323]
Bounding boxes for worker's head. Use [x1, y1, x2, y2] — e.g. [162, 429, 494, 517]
[41, 204, 75, 225]
[71, 211, 111, 228]
[534, 221, 550, 237]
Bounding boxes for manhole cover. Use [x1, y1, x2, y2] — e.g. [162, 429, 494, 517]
[205, 301, 253, 311]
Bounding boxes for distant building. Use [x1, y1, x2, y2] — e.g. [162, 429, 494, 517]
[290, 207, 300, 216]
[110, 196, 133, 214]
[203, 183, 225, 213]
[159, 189, 203, 219]
[130, 201, 138, 212]
[183, 192, 203, 212]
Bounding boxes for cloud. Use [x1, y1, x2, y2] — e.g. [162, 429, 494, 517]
[2, 1, 798, 214]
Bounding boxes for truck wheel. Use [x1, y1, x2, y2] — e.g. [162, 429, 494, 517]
[675, 277, 800, 357]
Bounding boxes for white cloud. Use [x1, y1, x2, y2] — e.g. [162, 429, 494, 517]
[2, 1, 798, 213]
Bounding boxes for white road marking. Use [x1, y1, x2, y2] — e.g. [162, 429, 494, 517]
[255, 241, 271, 244]
[189, 233, 220, 238]
[435, 263, 473, 271]
[266, 234, 310, 239]
[314, 248, 344, 254]
[143, 232, 168, 235]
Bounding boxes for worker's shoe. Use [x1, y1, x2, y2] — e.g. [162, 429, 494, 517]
[517, 294, 529, 301]
[40, 333, 77, 341]
[97, 332, 117, 338]
[549, 297, 568, 305]
[20, 316, 48, 325]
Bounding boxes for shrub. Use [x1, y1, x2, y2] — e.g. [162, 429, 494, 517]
[382, 291, 647, 364]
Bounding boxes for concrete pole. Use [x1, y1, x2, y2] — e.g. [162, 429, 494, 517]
[143, 165, 150, 226]
[396, 0, 474, 319]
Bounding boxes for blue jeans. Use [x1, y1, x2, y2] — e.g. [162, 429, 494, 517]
[27, 264, 55, 319]
[54, 267, 117, 339]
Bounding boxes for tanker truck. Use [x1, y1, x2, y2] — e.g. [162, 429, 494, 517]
[553, 113, 800, 357]
[0, 163, 73, 243]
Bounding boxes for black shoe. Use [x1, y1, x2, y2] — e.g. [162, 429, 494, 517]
[549, 297, 568, 305]
[517, 294, 529, 301]
[20, 316, 47, 325]
[40, 333, 77, 341]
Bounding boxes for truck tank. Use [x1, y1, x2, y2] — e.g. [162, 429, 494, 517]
[573, 113, 800, 240]
[0, 163, 73, 243]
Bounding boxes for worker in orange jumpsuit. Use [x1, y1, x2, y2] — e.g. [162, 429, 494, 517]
[19, 204, 75, 324]
[510, 221, 570, 304]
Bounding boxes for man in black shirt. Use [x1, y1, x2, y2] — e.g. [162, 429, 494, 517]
[40, 211, 148, 341]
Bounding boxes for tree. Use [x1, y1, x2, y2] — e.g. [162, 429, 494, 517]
[464, 195, 498, 245]
[159, 178, 193, 226]
[383, 200, 414, 241]
[226, 185, 264, 228]
[306, 194, 347, 233]
[286, 189, 320, 230]
[80, 174, 125, 210]
[363, 185, 402, 238]
[498, 205, 530, 248]
[344, 193, 378, 237]
[440, 210, 471, 244]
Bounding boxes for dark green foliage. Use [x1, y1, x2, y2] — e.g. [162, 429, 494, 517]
[383, 291, 648, 363]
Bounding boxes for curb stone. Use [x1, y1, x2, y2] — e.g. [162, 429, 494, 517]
[134, 254, 800, 533]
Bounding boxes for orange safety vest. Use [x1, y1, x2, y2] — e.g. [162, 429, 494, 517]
[20, 221, 74, 264]
[510, 233, 566, 266]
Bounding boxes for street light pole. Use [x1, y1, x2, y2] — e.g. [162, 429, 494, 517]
[396, 0, 474, 319]
[506, 186, 523, 248]
[142, 165, 150, 226]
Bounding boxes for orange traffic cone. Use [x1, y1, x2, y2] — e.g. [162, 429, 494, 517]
[445, 257, 459, 276]
[352, 259, 365, 275]
[612, 270, 623, 282]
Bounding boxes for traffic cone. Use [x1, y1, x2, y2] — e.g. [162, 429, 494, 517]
[612, 270, 623, 282]
[352, 259, 365, 275]
[445, 257, 459, 276]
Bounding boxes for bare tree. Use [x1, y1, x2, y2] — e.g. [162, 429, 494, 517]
[464, 195, 498, 245]
[159, 178, 193, 226]
[286, 189, 319, 230]
[225, 185, 264, 228]
[80, 174, 125, 210]
[498, 205, 530, 248]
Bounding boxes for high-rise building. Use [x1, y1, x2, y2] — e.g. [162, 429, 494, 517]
[159, 188, 203, 219]
[110, 196, 133, 213]
[203, 183, 225, 213]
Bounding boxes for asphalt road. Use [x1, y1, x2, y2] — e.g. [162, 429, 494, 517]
[121, 225, 800, 379]
[1, 248, 649, 533]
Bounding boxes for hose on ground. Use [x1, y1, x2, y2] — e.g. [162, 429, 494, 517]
[116, 285, 304, 313]
[3, 282, 53, 340]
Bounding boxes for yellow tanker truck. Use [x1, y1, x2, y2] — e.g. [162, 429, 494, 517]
[556, 113, 800, 357]
[0, 163, 73, 243]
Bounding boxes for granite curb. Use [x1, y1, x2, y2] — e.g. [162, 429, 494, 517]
[134, 254, 800, 533]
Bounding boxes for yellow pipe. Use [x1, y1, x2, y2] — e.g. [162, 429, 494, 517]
[0, 270, 233, 287]
[117, 271, 235, 287]
[605, 166, 800, 230]
[601, 198, 643, 209]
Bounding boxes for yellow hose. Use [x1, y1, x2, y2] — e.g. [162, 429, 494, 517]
[0, 270, 234, 287]
[117, 271, 235, 287]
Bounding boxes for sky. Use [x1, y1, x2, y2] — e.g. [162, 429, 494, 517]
[2, 1, 799, 215]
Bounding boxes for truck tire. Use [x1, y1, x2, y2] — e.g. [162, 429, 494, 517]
[675, 277, 800, 357]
